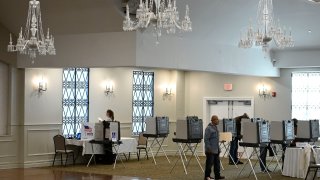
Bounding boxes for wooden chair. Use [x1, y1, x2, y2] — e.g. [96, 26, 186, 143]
[52, 135, 75, 166]
[137, 133, 148, 161]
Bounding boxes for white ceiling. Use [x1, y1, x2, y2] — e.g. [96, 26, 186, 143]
[0, 0, 319, 50]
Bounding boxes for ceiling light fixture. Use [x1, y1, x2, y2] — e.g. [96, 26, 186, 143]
[7, 0, 56, 61]
[238, 0, 294, 53]
[123, 0, 192, 41]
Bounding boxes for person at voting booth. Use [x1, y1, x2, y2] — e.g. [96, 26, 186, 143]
[229, 113, 249, 165]
[106, 109, 114, 121]
[204, 115, 225, 180]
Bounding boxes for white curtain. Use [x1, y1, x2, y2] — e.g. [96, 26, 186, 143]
[0, 61, 8, 135]
[292, 72, 320, 120]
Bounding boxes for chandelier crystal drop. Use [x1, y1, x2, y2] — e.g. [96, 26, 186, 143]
[238, 0, 294, 52]
[8, 0, 56, 60]
[123, 0, 192, 38]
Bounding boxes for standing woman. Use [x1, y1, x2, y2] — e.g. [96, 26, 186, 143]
[204, 115, 225, 180]
[106, 109, 114, 121]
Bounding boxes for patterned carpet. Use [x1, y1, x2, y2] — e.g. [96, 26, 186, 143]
[48, 156, 302, 180]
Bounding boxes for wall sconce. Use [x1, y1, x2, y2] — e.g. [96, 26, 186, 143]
[105, 81, 114, 95]
[36, 76, 47, 93]
[164, 87, 172, 96]
[258, 84, 271, 100]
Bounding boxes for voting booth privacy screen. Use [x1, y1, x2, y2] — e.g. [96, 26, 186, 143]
[176, 116, 203, 140]
[103, 121, 121, 142]
[296, 119, 320, 142]
[217, 118, 236, 137]
[145, 116, 169, 135]
[270, 120, 295, 143]
[242, 120, 270, 145]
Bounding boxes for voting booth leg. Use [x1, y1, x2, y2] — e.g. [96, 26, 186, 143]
[171, 142, 188, 174]
[184, 143, 203, 172]
[173, 143, 189, 162]
[221, 142, 238, 168]
[171, 142, 203, 175]
[86, 143, 96, 167]
[155, 138, 171, 164]
[267, 144, 282, 173]
[148, 138, 157, 165]
[113, 144, 125, 169]
[148, 137, 170, 165]
[237, 147, 258, 180]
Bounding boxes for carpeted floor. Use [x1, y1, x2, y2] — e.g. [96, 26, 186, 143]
[48, 156, 302, 180]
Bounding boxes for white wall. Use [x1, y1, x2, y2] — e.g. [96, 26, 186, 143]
[89, 68, 179, 124]
[17, 32, 137, 68]
[135, 29, 280, 77]
[273, 49, 320, 68]
[2, 66, 319, 168]
[184, 71, 289, 122]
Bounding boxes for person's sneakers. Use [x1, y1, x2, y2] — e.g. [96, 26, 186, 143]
[204, 177, 214, 180]
[215, 176, 225, 179]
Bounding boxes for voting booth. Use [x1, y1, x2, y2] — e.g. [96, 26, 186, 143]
[270, 120, 295, 144]
[103, 121, 121, 142]
[242, 120, 270, 145]
[296, 119, 320, 142]
[176, 116, 203, 140]
[145, 116, 169, 135]
[217, 118, 236, 137]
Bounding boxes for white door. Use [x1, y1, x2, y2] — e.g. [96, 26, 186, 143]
[232, 100, 254, 118]
[203, 97, 254, 158]
[209, 100, 230, 120]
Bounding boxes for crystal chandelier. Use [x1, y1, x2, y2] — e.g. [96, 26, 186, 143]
[8, 0, 56, 60]
[123, 0, 192, 39]
[238, 0, 294, 52]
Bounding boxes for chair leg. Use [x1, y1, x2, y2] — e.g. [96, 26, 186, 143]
[52, 153, 57, 166]
[60, 154, 63, 166]
[305, 167, 311, 180]
[128, 152, 131, 160]
[138, 149, 140, 161]
[312, 167, 318, 180]
[72, 152, 75, 165]
[145, 149, 149, 159]
[65, 153, 68, 166]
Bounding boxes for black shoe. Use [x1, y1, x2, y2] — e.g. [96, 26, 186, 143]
[236, 161, 244, 164]
[261, 169, 272, 173]
[215, 176, 225, 179]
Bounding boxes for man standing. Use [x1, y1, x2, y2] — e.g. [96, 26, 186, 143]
[204, 115, 225, 180]
[229, 113, 249, 165]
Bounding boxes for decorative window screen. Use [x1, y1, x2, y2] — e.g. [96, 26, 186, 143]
[62, 68, 89, 137]
[132, 71, 154, 136]
[0, 61, 9, 135]
[292, 72, 320, 120]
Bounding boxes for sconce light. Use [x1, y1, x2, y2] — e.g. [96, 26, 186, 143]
[164, 87, 172, 96]
[38, 78, 47, 93]
[105, 81, 114, 95]
[258, 84, 271, 100]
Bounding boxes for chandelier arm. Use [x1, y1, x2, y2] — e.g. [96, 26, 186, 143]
[172, 19, 182, 30]
[37, 4, 45, 42]
[25, 2, 33, 40]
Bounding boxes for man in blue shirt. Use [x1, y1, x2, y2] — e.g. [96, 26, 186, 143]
[204, 115, 225, 180]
